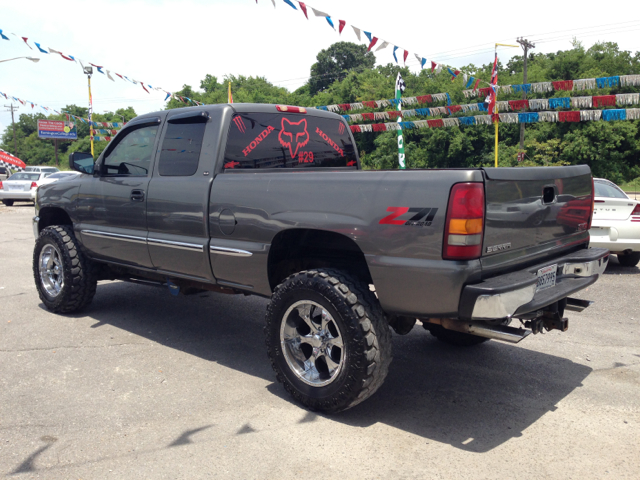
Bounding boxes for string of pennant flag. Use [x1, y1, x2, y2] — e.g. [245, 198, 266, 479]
[0, 28, 203, 106]
[255, 0, 482, 82]
[0, 89, 127, 128]
[463, 75, 640, 98]
[338, 93, 640, 123]
[348, 108, 640, 133]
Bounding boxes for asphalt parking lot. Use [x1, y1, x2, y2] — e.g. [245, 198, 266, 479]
[1, 203, 639, 479]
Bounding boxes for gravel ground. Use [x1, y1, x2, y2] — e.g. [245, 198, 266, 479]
[1, 203, 638, 479]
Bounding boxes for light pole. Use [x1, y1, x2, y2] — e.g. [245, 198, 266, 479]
[516, 38, 535, 153]
[84, 66, 94, 157]
[0, 56, 40, 64]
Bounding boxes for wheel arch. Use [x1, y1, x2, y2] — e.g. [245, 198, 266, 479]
[267, 228, 373, 290]
[37, 207, 73, 234]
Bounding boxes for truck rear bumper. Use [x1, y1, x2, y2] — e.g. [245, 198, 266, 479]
[459, 248, 609, 320]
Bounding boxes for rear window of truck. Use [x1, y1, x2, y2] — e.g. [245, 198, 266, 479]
[223, 112, 357, 170]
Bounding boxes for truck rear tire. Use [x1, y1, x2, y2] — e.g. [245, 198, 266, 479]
[265, 269, 392, 413]
[33, 226, 97, 313]
[617, 252, 640, 267]
[426, 324, 490, 346]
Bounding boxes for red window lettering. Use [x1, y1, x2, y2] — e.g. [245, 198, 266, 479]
[298, 151, 315, 164]
[315, 127, 344, 157]
[242, 125, 275, 157]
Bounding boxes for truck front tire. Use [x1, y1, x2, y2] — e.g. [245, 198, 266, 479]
[265, 269, 392, 413]
[33, 226, 97, 313]
[2, 200, 14, 206]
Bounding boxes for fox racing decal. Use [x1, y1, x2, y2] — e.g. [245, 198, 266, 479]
[279, 117, 309, 159]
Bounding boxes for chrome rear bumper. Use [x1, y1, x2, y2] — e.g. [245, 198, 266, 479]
[460, 248, 609, 320]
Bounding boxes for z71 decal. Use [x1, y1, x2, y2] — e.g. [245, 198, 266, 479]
[379, 207, 438, 226]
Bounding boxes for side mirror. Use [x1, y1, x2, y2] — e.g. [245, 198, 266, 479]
[69, 152, 94, 174]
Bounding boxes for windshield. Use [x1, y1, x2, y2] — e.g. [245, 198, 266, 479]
[8, 173, 40, 181]
[594, 180, 628, 199]
[41, 168, 59, 173]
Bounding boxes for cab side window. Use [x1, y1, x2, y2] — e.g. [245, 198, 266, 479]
[158, 121, 206, 177]
[103, 124, 159, 176]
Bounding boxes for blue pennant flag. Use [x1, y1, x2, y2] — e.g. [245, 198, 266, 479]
[421, 58, 426, 69]
[325, 16, 335, 29]
[35, 42, 49, 53]
[393, 46, 399, 63]
[364, 31, 373, 42]
[465, 76, 475, 89]
[283, 0, 297, 9]
[0, 30, 9, 40]
[165, 92, 171, 101]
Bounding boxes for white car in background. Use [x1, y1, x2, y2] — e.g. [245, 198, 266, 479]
[37, 171, 82, 187]
[589, 178, 640, 267]
[0, 172, 54, 206]
[25, 166, 60, 174]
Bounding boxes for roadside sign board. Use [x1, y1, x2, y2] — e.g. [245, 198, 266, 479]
[37, 120, 78, 140]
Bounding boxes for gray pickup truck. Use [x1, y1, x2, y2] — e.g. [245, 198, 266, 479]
[33, 103, 609, 412]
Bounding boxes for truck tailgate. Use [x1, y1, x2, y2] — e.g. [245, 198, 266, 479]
[481, 165, 592, 269]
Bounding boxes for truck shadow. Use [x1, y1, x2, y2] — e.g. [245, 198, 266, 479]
[77, 281, 591, 454]
[603, 255, 640, 275]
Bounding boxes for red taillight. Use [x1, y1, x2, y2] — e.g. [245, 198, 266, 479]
[30, 182, 38, 189]
[0, 181, 3, 190]
[443, 182, 485, 260]
[276, 105, 307, 113]
[631, 204, 640, 215]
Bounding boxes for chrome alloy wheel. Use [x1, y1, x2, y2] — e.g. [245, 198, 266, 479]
[280, 301, 345, 387]
[38, 244, 64, 298]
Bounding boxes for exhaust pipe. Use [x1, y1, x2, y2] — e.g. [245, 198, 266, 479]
[424, 318, 531, 344]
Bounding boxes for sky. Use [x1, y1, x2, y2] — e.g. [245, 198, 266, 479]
[1, 0, 639, 148]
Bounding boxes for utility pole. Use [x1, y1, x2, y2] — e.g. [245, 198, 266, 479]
[3, 103, 19, 157]
[516, 37, 535, 152]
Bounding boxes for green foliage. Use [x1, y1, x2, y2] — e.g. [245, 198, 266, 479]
[4, 40, 639, 184]
[0, 105, 137, 167]
[308, 42, 375, 96]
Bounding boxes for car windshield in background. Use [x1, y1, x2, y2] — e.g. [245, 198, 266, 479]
[594, 180, 628, 199]
[223, 113, 357, 170]
[8, 173, 40, 181]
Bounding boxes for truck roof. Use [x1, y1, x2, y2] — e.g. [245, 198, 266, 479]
[130, 103, 343, 125]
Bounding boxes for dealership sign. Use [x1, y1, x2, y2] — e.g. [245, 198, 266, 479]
[37, 120, 78, 140]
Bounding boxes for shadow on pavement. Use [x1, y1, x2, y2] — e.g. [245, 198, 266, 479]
[63, 280, 591, 454]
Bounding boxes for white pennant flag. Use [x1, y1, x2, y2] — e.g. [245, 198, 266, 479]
[376, 41, 389, 52]
[352, 26, 361, 41]
[414, 53, 422, 63]
[49, 48, 62, 54]
[106, 70, 115, 82]
[311, 7, 330, 17]
[271, 0, 275, 6]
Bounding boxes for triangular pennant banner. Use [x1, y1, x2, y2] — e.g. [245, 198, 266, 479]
[364, 31, 373, 42]
[299, 2, 308, 19]
[393, 46, 399, 64]
[403, 50, 408, 64]
[34, 42, 48, 54]
[339, 20, 345, 34]
[376, 41, 389, 52]
[367, 37, 378, 52]
[311, 7, 329, 17]
[283, 0, 297, 9]
[21, 37, 33, 49]
[352, 26, 361, 41]
[325, 16, 335, 29]
[431, 61, 437, 72]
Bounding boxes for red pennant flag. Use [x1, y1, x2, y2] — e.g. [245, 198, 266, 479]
[142, 84, 150, 94]
[431, 61, 437, 72]
[339, 20, 346, 34]
[403, 50, 409, 64]
[473, 78, 481, 91]
[31, 103, 35, 109]
[115, 73, 124, 80]
[299, 2, 308, 19]
[367, 37, 378, 52]
[60, 54, 74, 61]
[21, 37, 33, 49]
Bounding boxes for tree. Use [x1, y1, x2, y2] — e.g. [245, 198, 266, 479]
[308, 42, 375, 95]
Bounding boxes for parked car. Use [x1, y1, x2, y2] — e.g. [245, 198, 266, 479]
[33, 104, 608, 413]
[0, 166, 10, 181]
[0, 172, 53, 206]
[37, 171, 82, 187]
[589, 178, 640, 267]
[25, 166, 60, 174]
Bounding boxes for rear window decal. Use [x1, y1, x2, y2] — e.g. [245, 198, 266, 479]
[278, 118, 309, 159]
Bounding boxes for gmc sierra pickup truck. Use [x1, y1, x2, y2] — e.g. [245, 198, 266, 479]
[33, 103, 609, 413]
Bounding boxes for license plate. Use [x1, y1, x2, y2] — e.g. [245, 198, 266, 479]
[536, 264, 557, 292]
